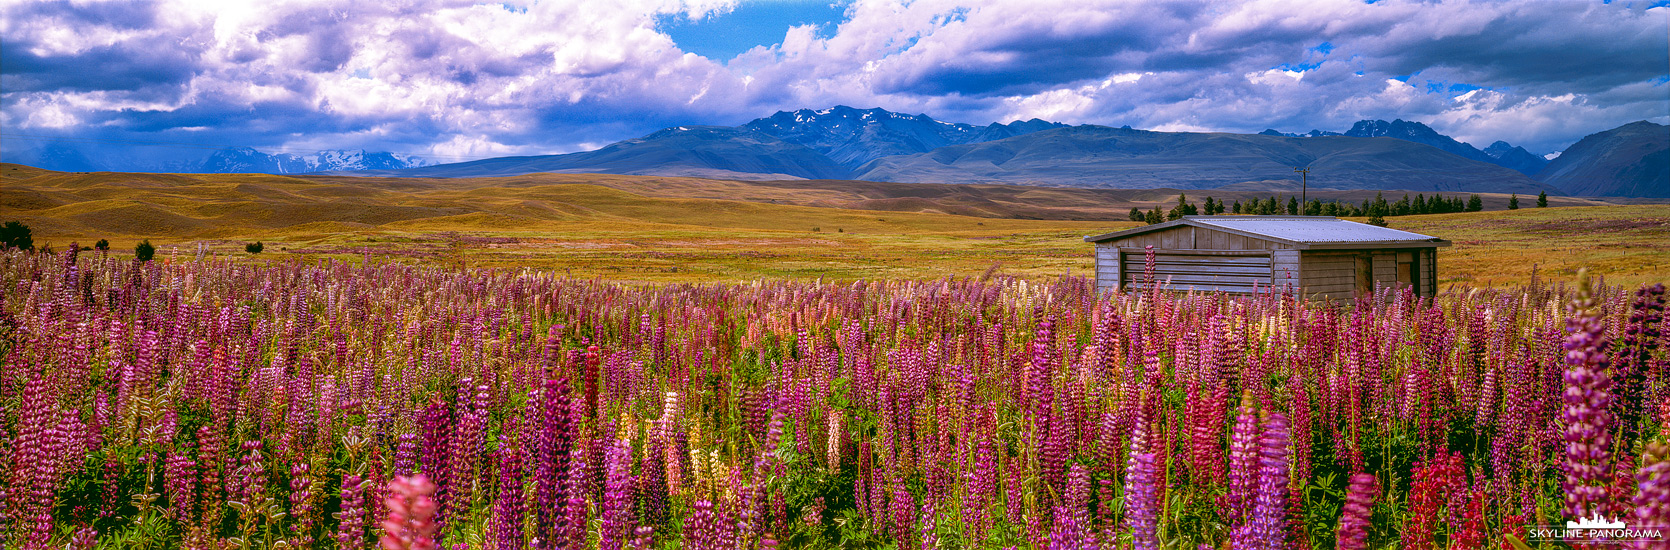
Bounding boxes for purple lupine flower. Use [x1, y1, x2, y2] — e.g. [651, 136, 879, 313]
[1563, 274, 1617, 520]
[599, 438, 635, 550]
[1225, 397, 1261, 527]
[1235, 412, 1290, 550]
[336, 474, 369, 550]
[1125, 419, 1159, 550]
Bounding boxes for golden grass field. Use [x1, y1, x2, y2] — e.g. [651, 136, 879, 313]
[3, 163, 1665, 287]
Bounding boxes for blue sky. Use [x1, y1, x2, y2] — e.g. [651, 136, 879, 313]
[1, 0, 1666, 171]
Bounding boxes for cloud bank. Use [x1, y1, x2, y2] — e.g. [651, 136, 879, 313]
[2, 0, 1665, 166]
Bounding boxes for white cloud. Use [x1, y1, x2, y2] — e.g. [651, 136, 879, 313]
[0, 0, 1663, 159]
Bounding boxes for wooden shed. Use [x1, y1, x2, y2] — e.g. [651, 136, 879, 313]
[1084, 216, 1450, 300]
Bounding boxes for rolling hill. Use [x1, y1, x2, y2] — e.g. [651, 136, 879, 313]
[1535, 121, 1669, 198]
[2, 163, 1609, 243]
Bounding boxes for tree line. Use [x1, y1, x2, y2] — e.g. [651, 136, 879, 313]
[1129, 191, 1548, 226]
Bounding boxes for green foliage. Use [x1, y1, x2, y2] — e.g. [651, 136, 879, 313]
[1466, 194, 1483, 212]
[245, 241, 264, 254]
[135, 239, 156, 261]
[1508, 194, 1519, 210]
[1130, 207, 1145, 222]
[1537, 191, 1548, 207]
[1, 220, 33, 250]
[95, 238, 109, 251]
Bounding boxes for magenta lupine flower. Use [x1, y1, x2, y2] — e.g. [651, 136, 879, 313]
[535, 377, 576, 550]
[491, 447, 525, 550]
[164, 448, 199, 523]
[889, 482, 916, 548]
[380, 474, 440, 550]
[336, 474, 369, 550]
[1633, 442, 1670, 548]
[1049, 463, 1093, 550]
[289, 461, 316, 547]
[1335, 474, 1378, 550]
[685, 500, 722, 550]
[1563, 275, 1617, 520]
[235, 439, 267, 503]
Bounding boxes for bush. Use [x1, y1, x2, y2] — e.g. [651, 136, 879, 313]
[246, 241, 264, 254]
[1, 221, 33, 250]
[1368, 214, 1388, 227]
[94, 239, 110, 251]
[1508, 194, 1519, 210]
[1537, 191, 1548, 208]
[135, 240, 156, 261]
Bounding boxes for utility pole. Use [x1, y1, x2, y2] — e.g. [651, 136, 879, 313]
[1293, 167, 1310, 211]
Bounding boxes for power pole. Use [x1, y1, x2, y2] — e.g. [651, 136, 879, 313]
[1293, 167, 1310, 211]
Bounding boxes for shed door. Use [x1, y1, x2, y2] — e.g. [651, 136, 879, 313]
[1121, 251, 1273, 293]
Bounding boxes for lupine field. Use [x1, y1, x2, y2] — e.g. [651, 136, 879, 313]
[2, 246, 1668, 550]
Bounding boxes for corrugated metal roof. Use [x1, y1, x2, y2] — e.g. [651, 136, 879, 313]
[1189, 217, 1441, 243]
[1084, 216, 1450, 248]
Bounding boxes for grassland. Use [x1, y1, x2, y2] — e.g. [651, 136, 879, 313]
[3, 163, 1665, 287]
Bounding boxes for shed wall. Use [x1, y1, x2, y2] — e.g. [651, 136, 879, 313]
[1299, 251, 1359, 300]
[1105, 226, 1290, 250]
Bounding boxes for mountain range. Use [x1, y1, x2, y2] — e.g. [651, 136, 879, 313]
[2, 144, 432, 174]
[10, 108, 1665, 197]
[353, 109, 1567, 194]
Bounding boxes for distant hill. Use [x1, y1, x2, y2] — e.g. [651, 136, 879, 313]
[1482, 141, 1549, 175]
[1262, 119, 1548, 175]
[1535, 121, 1669, 198]
[853, 125, 1558, 193]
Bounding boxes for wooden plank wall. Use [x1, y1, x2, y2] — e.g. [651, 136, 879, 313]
[1422, 248, 1437, 296]
[1095, 244, 1121, 291]
[1299, 251, 1358, 300]
[1120, 250, 1272, 294]
[1272, 250, 1300, 292]
[1108, 226, 1291, 251]
[1372, 252, 1396, 293]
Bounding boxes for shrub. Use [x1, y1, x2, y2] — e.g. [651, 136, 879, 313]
[135, 239, 156, 261]
[1, 221, 33, 250]
[94, 239, 109, 251]
[246, 241, 265, 254]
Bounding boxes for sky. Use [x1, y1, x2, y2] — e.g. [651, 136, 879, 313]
[2, 0, 1666, 169]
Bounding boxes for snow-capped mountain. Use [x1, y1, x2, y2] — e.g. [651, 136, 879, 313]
[741, 106, 1066, 169]
[198, 147, 432, 174]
